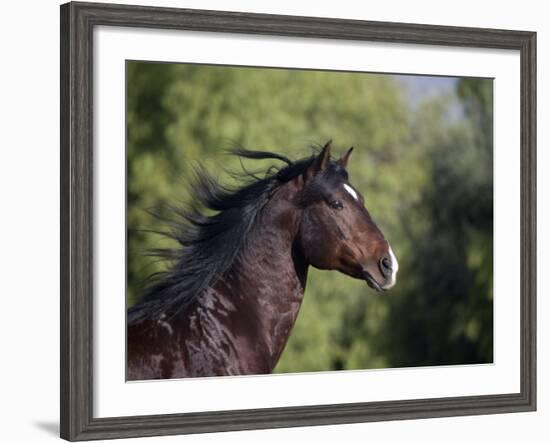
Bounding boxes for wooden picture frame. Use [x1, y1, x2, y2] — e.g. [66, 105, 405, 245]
[60, 1, 536, 440]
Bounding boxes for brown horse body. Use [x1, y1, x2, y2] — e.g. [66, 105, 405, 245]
[128, 142, 398, 380]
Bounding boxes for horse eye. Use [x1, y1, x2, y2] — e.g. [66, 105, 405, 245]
[329, 200, 344, 210]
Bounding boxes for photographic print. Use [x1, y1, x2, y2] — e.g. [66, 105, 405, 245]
[126, 62, 494, 381]
[61, 3, 536, 439]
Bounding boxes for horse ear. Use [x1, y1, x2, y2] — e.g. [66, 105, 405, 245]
[339, 146, 353, 168]
[312, 140, 332, 173]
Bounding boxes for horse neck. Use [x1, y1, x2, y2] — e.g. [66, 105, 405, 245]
[216, 179, 308, 368]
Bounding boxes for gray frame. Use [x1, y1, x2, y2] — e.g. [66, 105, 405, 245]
[60, 1, 537, 440]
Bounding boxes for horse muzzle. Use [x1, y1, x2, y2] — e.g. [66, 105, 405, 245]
[362, 247, 399, 292]
[361, 267, 385, 292]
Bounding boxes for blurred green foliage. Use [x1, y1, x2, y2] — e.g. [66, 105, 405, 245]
[127, 61, 493, 372]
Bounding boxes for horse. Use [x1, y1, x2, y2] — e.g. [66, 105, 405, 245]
[127, 141, 398, 380]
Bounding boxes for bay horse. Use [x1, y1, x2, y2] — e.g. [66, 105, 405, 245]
[127, 141, 398, 380]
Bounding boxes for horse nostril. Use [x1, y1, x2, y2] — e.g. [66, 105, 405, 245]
[379, 255, 393, 277]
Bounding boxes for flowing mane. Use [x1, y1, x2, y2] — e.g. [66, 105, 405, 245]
[128, 148, 318, 324]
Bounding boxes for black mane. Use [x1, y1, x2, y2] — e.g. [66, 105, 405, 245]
[128, 147, 324, 324]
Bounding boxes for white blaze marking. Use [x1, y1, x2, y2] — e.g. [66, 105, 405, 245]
[384, 246, 399, 289]
[343, 183, 358, 201]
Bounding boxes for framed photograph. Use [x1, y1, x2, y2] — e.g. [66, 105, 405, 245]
[60, 1, 536, 440]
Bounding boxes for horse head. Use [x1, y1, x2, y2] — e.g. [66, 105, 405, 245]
[296, 141, 398, 291]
